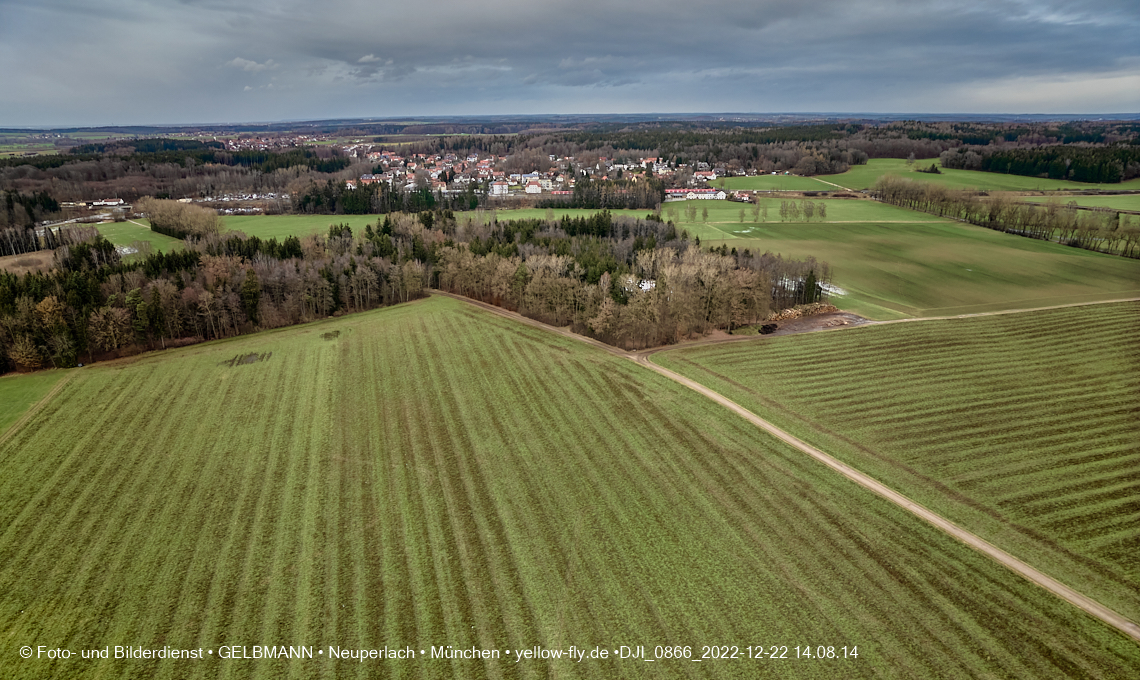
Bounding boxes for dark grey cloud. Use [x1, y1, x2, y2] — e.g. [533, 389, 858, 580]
[1, 0, 1137, 126]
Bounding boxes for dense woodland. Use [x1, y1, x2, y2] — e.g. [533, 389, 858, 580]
[940, 145, 1140, 183]
[3, 189, 61, 228]
[0, 207, 827, 372]
[874, 176, 1140, 258]
[433, 211, 827, 347]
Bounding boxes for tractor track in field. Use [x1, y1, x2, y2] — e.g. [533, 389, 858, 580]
[429, 289, 1140, 644]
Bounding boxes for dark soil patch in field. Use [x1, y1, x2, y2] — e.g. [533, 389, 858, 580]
[221, 352, 272, 367]
[321, 330, 341, 341]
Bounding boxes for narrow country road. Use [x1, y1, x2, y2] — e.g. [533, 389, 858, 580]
[430, 289, 1140, 644]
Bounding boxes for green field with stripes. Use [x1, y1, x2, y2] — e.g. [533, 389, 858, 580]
[656, 301, 1140, 627]
[3, 296, 1138, 678]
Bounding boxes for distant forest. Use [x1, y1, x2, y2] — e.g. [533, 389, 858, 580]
[940, 145, 1140, 183]
[0, 208, 827, 372]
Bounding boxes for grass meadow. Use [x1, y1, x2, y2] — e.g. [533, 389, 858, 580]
[662, 197, 930, 229]
[223, 214, 385, 240]
[666, 199, 1140, 319]
[0, 370, 64, 434]
[96, 220, 184, 253]
[458, 207, 650, 224]
[223, 210, 655, 240]
[100, 215, 396, 246]
[656, 301, 1140, 626]
[820, 159, 1140, 192]
[2, 296, 1138, 678]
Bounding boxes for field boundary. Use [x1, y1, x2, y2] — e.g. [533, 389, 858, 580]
[630, 296, 1140, 357]
[430, 290, 1140, 644]
[866, 296, 1140, 326]
[0, 372, 72, 449]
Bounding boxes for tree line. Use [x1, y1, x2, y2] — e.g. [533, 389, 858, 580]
[939, 145, 1140, 183]
[436, 212, 829, 348]
[0, 224, 102, 258]
[0, 220, 431, 372]
[873, 176, 1140, 258]
[1, 209, 830, 371]
[3, 190, 61, 228]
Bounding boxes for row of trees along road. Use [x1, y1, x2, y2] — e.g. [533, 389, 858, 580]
[873, 176, 1140, 258]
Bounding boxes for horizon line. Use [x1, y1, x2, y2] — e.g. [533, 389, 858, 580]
[5, 112, 1140, 131]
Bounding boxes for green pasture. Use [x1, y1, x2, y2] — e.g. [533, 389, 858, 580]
[664, 197, 932, 227]
[719, 221, 1140, 319]
[1021, 194, 1140, 212]
[823, 158, 1140, 192]
[460, 207, 650, 224]
[220, 212, 622, 240]
[662, 198, 940, 245]
[717, 174, 835, 191]
[0, 371, 64, 435]
[96, 219, 184, 254]
[672, 196, 1140, 319]
[3, 296, 1137, 678]
[656, 301, 1140, 625]
[221, 210, 662, 241]
[222, 214, 382, 240]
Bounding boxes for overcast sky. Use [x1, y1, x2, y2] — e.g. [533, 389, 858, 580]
[2, 0, 1138, 127]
